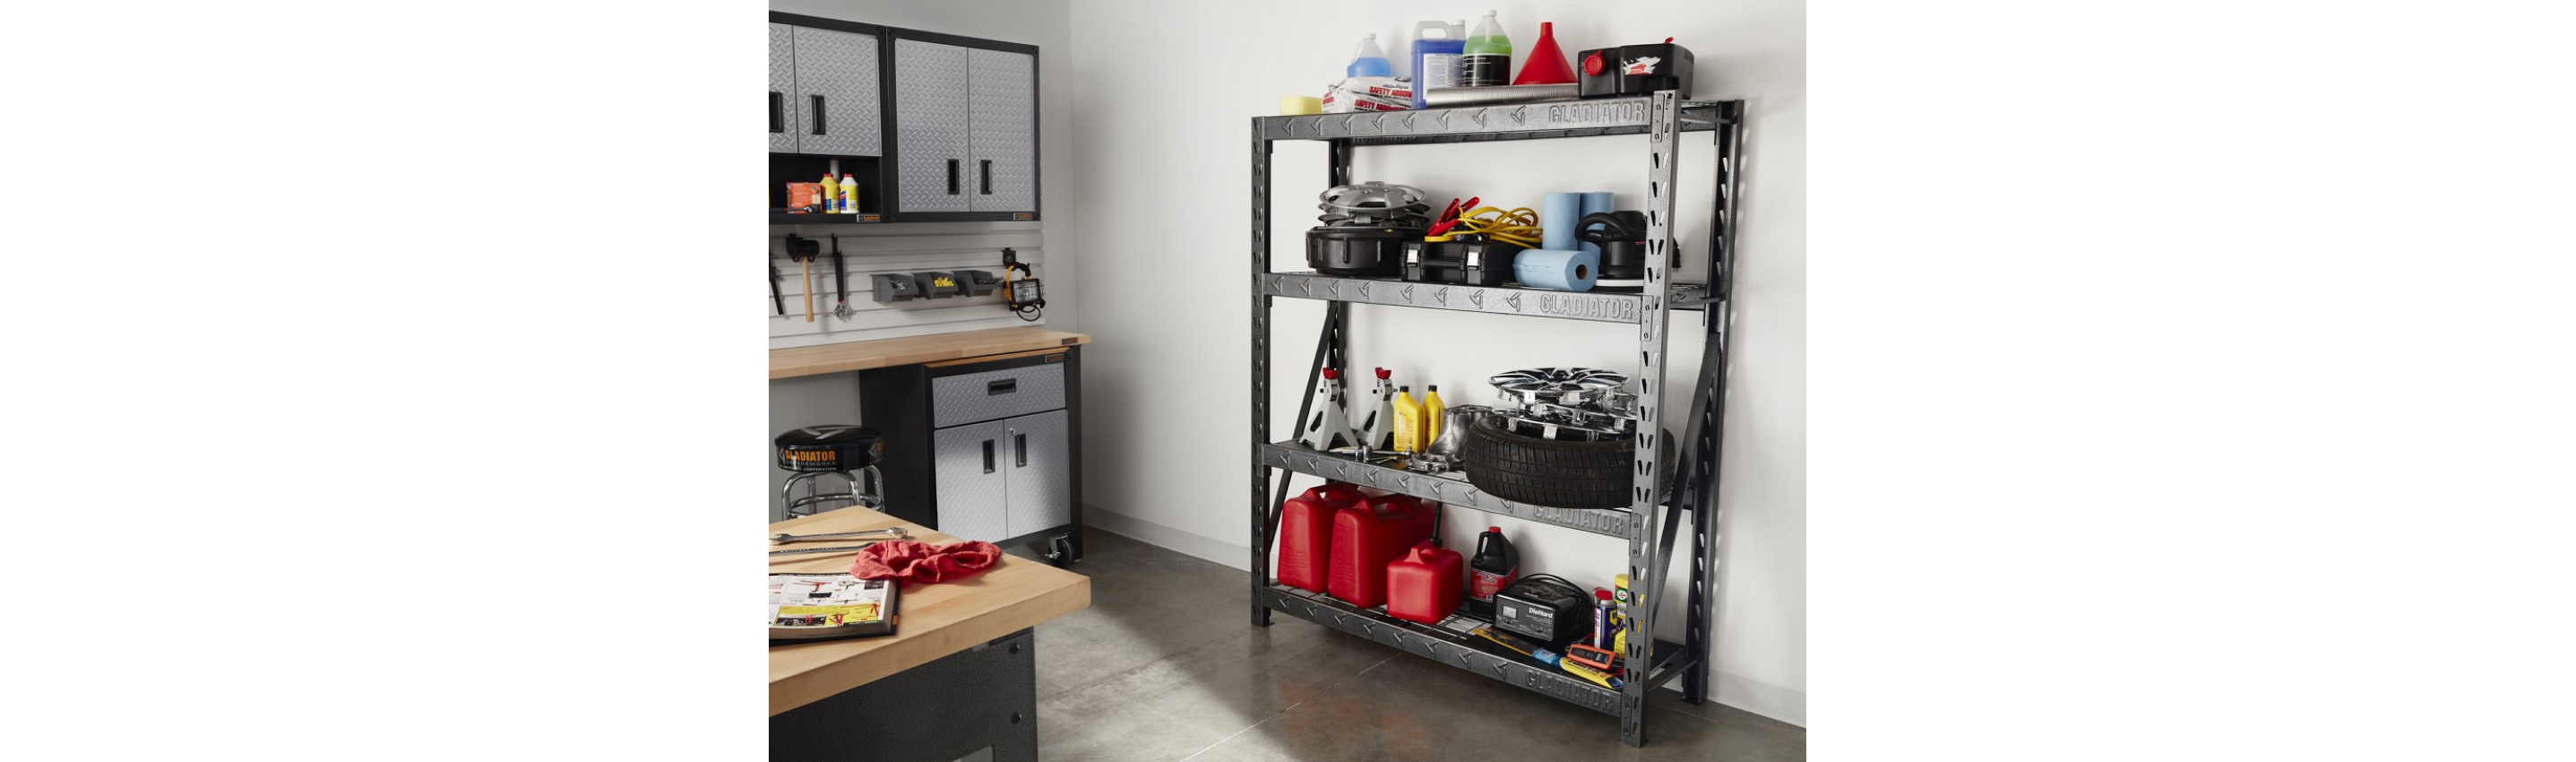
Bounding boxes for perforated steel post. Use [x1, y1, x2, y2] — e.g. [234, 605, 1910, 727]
[1250, 118, 1275, 627]
[1618, 91, 1685, 749]
[1682, 102, 1744, 706]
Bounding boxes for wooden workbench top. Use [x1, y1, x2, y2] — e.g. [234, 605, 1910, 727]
[770, 328, 1090, 379]
[768, 507, 1090, 715]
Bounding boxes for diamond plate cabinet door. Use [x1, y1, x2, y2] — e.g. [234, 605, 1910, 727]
[895, 39, 972, 212]
[769, 23, 800, 153]
[794, 26, 882, 157]
[967, 48, 1036, 214]
[1002, 410, 1070, 538]
[933, 420, 1012, 543]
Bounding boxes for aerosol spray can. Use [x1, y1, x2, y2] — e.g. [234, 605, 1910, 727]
[1613, 573, 1633, 653]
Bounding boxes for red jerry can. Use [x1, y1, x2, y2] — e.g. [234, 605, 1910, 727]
[1277, 482, 1367, 593]
[1327, 493, 1437, 608]
[1385, 540, 1464, 624]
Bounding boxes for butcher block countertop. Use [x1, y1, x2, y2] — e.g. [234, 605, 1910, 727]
[770, 328, 1090, 379]
[768, 507, 1090, 714]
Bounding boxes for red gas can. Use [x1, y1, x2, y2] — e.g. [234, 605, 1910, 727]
[1327, 493, 1438, 608]
[1277, 482, 1367, 593]
[1385, 540, 1464, 624]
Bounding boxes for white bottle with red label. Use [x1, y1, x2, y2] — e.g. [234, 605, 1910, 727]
[1467, 525, 1518, 618]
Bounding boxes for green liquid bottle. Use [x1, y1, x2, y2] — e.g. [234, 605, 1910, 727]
[1461, 10, 1512, 87]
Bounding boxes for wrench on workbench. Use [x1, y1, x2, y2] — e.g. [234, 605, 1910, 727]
[770, 526, 909, 545]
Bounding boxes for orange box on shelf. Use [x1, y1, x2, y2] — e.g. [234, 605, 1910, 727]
[786, 183, 823, 213]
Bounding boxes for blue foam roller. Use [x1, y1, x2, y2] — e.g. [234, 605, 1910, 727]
[1578, 192, 1615, 256]
[1515, 248, 1599, 291]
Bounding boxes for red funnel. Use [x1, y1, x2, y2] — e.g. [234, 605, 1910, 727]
[1512, 22, 1576, 85]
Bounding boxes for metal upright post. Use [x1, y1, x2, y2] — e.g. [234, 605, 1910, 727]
[1619, 91, 1686, 749]
[1249, 119, 1275, 627]
[1681, 100, 1744, 706]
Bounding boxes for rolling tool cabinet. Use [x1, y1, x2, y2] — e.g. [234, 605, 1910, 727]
[1246, 93, 1745, 747]
[861, 347, 1083, 566]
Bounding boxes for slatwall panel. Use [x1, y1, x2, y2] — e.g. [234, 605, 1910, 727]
[767, 223, 1046, 349]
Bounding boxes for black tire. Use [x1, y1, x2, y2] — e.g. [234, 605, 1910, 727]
[1461, 414, 1676, 509]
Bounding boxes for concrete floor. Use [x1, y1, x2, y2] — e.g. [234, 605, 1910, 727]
[1012, 528, 1805, 761]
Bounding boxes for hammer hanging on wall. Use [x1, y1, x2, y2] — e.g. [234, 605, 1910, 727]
[784, 234, 823, 323]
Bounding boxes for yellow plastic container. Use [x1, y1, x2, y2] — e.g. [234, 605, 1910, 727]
[1421, 385, 1445, 448]
[1391, 385, 1424, 453]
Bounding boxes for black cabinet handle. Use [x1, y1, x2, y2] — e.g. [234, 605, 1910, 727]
[769, 91, 784, 134]
[981, 160, 993, 195]
[1014, 433, 1027, 468]
[982, 439, 995, 474]
[986, 378, 1017, 395]
[947, 160, 961, 195]
[810, 95, 826, 134]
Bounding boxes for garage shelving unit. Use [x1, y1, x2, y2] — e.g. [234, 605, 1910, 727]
[1247, 93, 1745, 748]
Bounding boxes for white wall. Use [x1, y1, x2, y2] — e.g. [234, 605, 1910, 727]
[1068, 0, 1805, 724]
[767, 0, 1080, 514]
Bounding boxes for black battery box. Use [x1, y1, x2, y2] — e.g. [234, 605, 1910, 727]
[1577, 42, 1694, 100]
[1402, 238, 1526, 287]
[1494, 576, 1591, 646]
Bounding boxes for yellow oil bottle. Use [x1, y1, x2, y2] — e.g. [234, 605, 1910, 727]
[1391, 385, 1424, 452]
[820, 161, 840, 212]
[1421, 385, 1445, 447]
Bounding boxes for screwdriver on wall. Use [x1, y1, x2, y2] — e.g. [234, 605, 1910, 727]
[830, 234, 849, 318]
[770, 262, 786, 316]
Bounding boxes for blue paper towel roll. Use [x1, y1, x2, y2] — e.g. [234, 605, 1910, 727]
[1578, 192, 1615, 256]
[1541, 193, 1581, 252]
[1515, 248, 1599, 291]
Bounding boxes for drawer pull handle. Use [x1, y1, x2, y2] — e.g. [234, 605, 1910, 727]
[947, 160, 961, 195]
[1015, 432, 1028, 468]
[986, 378, 1017, 395]
[982, 439, 995, 473]
[769, 91, 784, 134]
[811, 94, 826, 134]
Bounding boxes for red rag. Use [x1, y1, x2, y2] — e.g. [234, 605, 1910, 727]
[849, 540, 1004, 589]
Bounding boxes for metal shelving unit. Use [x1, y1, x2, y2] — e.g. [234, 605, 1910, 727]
[1248, 93, 1745, 748]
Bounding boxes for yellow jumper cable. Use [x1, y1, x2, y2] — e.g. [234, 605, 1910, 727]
[1425, 205, 1544, 248]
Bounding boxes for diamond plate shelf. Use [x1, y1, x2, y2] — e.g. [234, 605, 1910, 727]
[1255, 98, 1734, 145]
[1259, 441, 1640, 538]
[1260, 273, 1720, 325]
[1256, 584, 1693, 714]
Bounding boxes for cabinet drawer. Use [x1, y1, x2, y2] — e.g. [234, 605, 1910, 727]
[932, 363, 1064, 428]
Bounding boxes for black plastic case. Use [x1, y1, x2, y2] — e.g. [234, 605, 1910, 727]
[1576, 42, 1695, 100]
[1401, 239, 1527, 286]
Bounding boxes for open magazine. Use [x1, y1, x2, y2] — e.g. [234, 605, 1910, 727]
[769, 572, 900, 643]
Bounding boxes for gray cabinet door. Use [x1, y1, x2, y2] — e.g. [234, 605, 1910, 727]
[769, 23, 800, 153]
[933, 420, 1011, 543]
[794, 26, 881, 157]
[967, 48, 1037, 213]
[1002, 410, 1071, 538]
[893, 39, 971, 212]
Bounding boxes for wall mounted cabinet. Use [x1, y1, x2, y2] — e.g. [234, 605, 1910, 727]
[768, 18, 883, 157]
[770, 13, 1040, 224]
